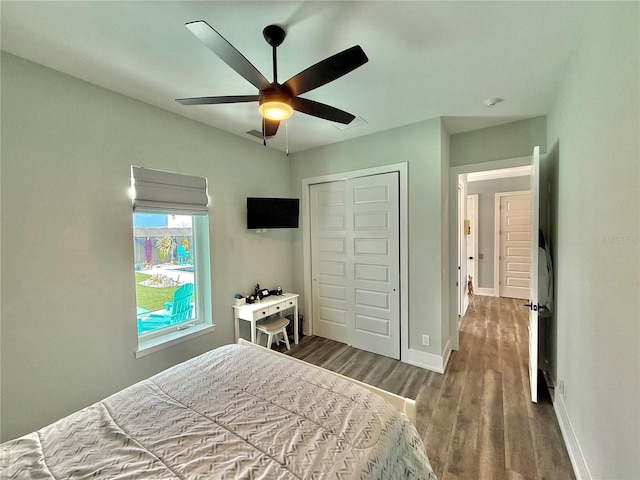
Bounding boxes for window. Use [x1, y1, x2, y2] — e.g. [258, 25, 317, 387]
[130, 166, 213, 357]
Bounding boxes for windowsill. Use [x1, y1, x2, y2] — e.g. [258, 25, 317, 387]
[135, 323, 215, 359]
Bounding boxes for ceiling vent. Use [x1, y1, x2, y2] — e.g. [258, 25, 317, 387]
[333, 116, 368, 131]
[246, 129, 274, 139]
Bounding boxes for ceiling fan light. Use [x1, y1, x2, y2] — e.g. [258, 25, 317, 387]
[258, 100, 293, 120]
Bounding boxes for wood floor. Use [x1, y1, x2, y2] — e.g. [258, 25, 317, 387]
[280, 295, 575, 480]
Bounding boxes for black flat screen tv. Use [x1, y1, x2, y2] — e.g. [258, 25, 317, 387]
[247, 197, 300, 229]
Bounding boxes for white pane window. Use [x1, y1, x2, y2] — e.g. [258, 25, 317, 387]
[134, 213, 199, 335]
[131, 167, 212, 354]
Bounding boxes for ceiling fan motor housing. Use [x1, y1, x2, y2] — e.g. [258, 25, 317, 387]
[263, 25, 286, 47]
[259, 84, 292, 104]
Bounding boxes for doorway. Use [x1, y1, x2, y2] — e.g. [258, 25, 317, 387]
[450, 159, 533, 352]
[451, 148, 542, 404]
[466, 194, 478, 307]
[456, 187, 478, 317]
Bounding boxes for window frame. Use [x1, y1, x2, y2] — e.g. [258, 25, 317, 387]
[133, 213, 214, 358]
[130, 166, 213, 358]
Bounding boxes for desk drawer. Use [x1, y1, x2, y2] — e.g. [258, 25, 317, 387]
[268, 303, 286, 315]
[253, 307, 270, 320]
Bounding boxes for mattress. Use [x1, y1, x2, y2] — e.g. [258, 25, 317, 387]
[1, 344, 436, 479]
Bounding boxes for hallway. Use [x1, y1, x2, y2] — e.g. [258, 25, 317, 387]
[422, 295, 573, 479]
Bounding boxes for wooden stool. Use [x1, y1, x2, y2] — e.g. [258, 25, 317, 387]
[256, 316, 290, 351]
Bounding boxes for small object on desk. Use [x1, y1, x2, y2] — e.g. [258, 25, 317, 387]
[261, 288, 270, 298]
[234, 293, 245, 305]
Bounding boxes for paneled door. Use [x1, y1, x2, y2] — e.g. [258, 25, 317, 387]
[310, 172, 400, 359]
[310, 181, 349, 342]
[348, 173, 400, 359]
[499, 192, 532, 299]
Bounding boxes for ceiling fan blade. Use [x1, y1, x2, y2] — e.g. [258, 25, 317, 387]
[291, 97, 355, 124]
[185, 21, 271, 91]
[283, 45, 368, 97]
[263, 118, 280, 137]
[176, 95, 259, 105]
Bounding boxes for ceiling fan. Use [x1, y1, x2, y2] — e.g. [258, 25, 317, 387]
[176, 21, 368, 141]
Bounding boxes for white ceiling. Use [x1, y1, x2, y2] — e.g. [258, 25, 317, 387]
[0, 1, 593, 154]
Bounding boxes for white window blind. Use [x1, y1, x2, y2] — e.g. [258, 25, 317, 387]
[131, 166, 208, 213]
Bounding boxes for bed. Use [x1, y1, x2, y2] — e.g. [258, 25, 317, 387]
[1, 340, 436, 479]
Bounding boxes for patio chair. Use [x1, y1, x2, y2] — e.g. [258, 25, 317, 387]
[176, 245, 192, 265]
[139, 283, 194, 332]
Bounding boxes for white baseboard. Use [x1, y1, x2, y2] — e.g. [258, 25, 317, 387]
[553, 391, 592, 480]
[406, 347, 446, 374]
[475, 287, 496, 296]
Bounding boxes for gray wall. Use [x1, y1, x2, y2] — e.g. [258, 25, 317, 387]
[467, 176, 531, 289]
[440, 124, 451, 345]
[546, 3, 639, 478]
[0, 53, 295, 441]
[450, 116, 546, 167]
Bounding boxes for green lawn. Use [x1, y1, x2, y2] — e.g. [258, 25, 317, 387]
[135, 273, 179, 312]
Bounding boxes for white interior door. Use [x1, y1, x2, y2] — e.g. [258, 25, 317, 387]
[457, 185, 465, 315]
[310, 181, 349, 342]
[466, 194, 478, 295]
[499, 192, 532, 299]
[527, 146, 540, 403]
[310, 173, 400, 359]
[348, 173, 400, 359]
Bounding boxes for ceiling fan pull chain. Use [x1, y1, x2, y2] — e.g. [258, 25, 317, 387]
[285, 120, 289, 156]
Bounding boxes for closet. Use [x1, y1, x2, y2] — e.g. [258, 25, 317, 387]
[309, 172, 400, 359]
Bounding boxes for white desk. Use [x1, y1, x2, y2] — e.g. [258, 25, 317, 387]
[232, 293, 299, 345]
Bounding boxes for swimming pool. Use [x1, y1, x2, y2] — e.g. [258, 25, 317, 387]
[173, 266, 194, 273]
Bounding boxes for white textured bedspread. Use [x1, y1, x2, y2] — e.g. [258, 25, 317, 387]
[2, 344, 436, 479]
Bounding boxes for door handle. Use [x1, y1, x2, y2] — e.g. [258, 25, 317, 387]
[524, 303, 539, 311]
[468, 256, 474, 260]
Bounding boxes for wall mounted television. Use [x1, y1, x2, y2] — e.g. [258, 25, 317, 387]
[247, 197, 300, 229]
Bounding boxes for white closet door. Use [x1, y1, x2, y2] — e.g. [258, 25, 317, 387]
[310, 181, 349, 342]
[347, 173, 400, 359]
[310, 172, 400, 359]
